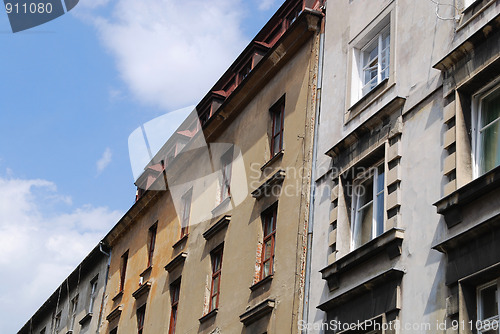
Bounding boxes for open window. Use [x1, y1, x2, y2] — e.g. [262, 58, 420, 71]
[350, 162, 385, 250]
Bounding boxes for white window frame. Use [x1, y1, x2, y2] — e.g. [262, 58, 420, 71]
[88, 277, 98, 314]
[350, 161, 385, 250]
[69, 295, 78, 330]
[477, 279, 500, 334]
[471, 79, 500, 178]
[359, 25, 390, 98]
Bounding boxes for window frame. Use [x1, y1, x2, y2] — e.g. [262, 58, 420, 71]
[220, 151, 232, 203]
[147, 223, 157, 267]
[137, 304, 146, 334]
[88, 276, 98, 314]
[209, 246, 223, 312]
[270, 97, 285, 158]
[476, 279, 500, 334]
[180, 189, 192, 238]
[350, 161, 385, 250]
[119, 251, 129, 293]
[261, 204, 278, 280]
[359, 25, 390, 98]
[69, 295, 78, 330]
[472, 81, 500, 178]
[169, 280, 181, 334]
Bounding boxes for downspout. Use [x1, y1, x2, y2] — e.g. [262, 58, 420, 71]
[302, 3, 326, 332]
[96, 241, 111, 334]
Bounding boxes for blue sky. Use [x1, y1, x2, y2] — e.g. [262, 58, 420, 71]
[0, 0, 282, 332]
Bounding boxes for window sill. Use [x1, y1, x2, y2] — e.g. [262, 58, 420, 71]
[139, 265, 152, 277]
[199, 308, 218, 323]
[260, 150, 284, 171]
[106, 305, 123, 322]
[203, 215, 231, 240]
[346, 78, 392, 123]
[111, 291, 123, 302]
[164, 252, 187, 272]
[78, 312, 92, 326]
[211, 196, 232, 216]
[132, 281, 151, 299]
[434, 165, 500, 228]
[320, 228, 404, 291]
[172, 234, 188, 249]
[250, 274, 273, 291]
[251, 169, 286, 199]
[239, 298, 275, 326]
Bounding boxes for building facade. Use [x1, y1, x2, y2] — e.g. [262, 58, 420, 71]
[18, 245, 110, 334]
[305, 0, 500, 333]
[99, 1, 324, 334]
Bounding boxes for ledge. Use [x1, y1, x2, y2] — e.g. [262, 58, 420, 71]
[260, 150, 284, 171]
[433, 212, 500, 253]
[320, 228, 404, 291]
[346, 77, 390, 122]
[203, 215, 231, 240]
[317, 268, 404, 311]
[139, 266, 152, 277]
[327, 96, 406, 159]
[250, 275, 273, 291]
[239, 298, 275, 326]
[111, 291, 123, 302]
[211, 196, 231, 216]
[251, 169, 286, 199]
[172, 234, 188, 249]
[199, 308, 218, 323]
[164, 252, 187, 272]
[106, 305, 122, 322]
[78, 312, 92, 325]
[434, 13, 500, 71]
[132, 281, 151, 299]
[434, 165, 500, 228]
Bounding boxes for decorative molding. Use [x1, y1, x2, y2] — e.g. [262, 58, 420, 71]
[251, 169, 286, 199]
[132, 281, 151, 299]
[203, 215, 231, 240]
[106, 305, 122, 322]
[239, 298, 275, 326]
[164, 252, 187, 272]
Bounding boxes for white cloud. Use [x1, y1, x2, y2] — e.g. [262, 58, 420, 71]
[0, 175, 122, 333]
[97, 147, 112, 174]
[258, 0, 276, 11]
[83, 0, 248, 110]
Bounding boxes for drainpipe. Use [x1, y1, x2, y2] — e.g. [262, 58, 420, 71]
[96, 241, 111, 334]
[302, 3, 326, 332]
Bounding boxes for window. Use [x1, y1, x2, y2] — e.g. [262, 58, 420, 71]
[53, 311, 61, 332]
[351, 163, 385, 249]
[69, 295, 78, 330]
[120, 251, 129, 292]
[137, 305, 146, 334]
[88, 277, 98, 313]
[220, 151, 232, 203]
[473, 84, 500, 177]
[147, 224, 157, 267]
[169, 280, 181, 334]
[110, 328, 118, 334]
[359, 25, 390, 97]
[477, 280, 500, 334]
[209, 246, 223, 312]
[261, 205, 277, 279]
[270, 97, 285, 157]
[180, 189, 192, 238]
[238, 59, 252, 84]
[40, 328, 46, 334]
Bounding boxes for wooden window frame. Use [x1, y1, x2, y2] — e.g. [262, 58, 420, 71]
[137, 304, 146, 334]
[169, 280, 181, 334]
[88, 276, 98, 313]
[220, 151, 232, 203]
[261, 205, 278, 280]
[180, 189, 192, 238]
[147, 224, 157, 267]
[209, 246, 224, 312]
[119, 251, 129, 293]
[270, 97, 285, 158]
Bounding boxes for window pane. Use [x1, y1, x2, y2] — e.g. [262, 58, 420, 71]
[376, 192, 384, 236]
[212, 275, 219, 294]
[264, 239, 272, 259]
[482, 90, 500, 127]
[274, 112, 282, 133]
[358, 178, 373, 207]
[481, 285, 498, 320]
[480, 122, 500, 174]
[359, 203, 373, 245]
[211, 295, 217, 310]
[263, 261, 270, 277]
[273, 135, 282, 153]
